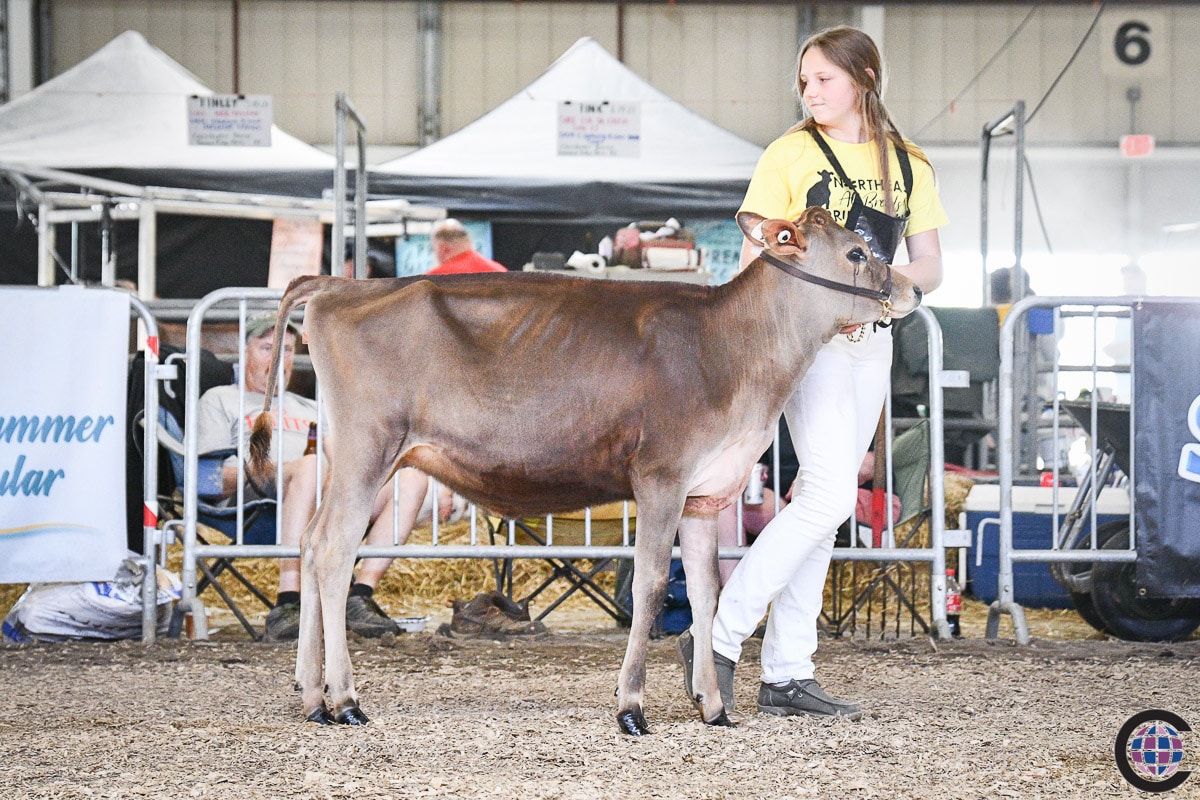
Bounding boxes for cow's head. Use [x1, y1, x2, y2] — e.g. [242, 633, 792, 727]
[736, 207, 921, 327]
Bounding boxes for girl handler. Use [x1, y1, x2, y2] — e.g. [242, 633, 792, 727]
[684, 26, 948, 719]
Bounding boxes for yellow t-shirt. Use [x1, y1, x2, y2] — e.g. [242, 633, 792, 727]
[739, 129, 948, 238]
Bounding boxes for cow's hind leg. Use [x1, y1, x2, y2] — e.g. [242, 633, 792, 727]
[296, 503, 330, 722]
[616, 490, 687, 735]
[312, 465, 389, 725]
[678, 511, 732, 727]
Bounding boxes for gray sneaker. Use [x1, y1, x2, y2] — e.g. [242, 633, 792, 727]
[676, 629, 737, 711]
[757, 679, 863, 720]
[345, 594, 401, 638]
[264, 601, 301, 642]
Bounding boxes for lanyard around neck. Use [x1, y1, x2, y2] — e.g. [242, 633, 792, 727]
[808, 128, 913, 206]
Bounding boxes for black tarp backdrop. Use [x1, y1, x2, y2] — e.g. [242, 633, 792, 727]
[0, 215, 276, 297]
[1133, 300, 1200, 598]
[366, 176, 749, 226]
[0, 168, 333, 296]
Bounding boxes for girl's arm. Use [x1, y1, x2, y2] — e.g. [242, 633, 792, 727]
[894, 228, 943, 294]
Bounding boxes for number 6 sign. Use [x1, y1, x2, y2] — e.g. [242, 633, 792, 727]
[1100, 12, 1165, 78]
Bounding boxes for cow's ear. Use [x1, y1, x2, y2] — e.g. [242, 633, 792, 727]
[761, 219, 807, 256]
[736, 211, 766, 245]
[796, 206, 833, 227]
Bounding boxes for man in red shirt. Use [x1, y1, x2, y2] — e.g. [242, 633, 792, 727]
[426, 219, 508, 275]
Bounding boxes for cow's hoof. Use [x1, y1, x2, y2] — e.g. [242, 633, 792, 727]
[304, 706, 335, 725]
[335, 706, 371, 726]
[704, 710, 735, 728]
[616, 709, 650, 736]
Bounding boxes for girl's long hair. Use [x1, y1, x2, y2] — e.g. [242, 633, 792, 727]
[787, 26, 929, 215]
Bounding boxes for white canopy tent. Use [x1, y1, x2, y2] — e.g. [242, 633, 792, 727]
[372, 37, 763, 224]
[0, 30, 335, 183]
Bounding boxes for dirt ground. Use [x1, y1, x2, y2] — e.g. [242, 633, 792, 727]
[2, 590, 1199, 800]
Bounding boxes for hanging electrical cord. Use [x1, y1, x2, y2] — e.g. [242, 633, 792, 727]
[1017, 2, 1106, 253]
[914, 6, 1039, 139]
[1023, 155, 1054, 254]
[1026, 2, 1106, 125]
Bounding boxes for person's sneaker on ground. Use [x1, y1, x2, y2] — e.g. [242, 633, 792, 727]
[676, 629, 737, 711]
[757, 678, 862, 720]
[487, 590, 531, 622]
[264, 600, 301, 641]
[345, 594, 401, 638]
[453, 592, 494, 623]
[443, 593, 548, 640]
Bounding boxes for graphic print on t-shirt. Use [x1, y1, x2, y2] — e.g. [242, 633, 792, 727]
[805, 170, 833, 208]
[806, 173, 911, 227]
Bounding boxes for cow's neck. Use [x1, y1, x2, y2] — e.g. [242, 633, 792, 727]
[715, 258, 857, 402]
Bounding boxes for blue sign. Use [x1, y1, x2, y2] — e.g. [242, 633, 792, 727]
[690, 219, 744, 285]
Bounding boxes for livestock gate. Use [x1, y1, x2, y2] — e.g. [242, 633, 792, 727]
[984, 295, 1200, 644]
[153, 288, 958, 643]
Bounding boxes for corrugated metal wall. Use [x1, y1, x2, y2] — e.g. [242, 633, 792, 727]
[42, 2, 1197, 148]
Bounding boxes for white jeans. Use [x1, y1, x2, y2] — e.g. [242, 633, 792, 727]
[711, 327, 893, 684]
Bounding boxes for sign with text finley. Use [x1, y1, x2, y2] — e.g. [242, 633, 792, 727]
[187, 94, 273, 147]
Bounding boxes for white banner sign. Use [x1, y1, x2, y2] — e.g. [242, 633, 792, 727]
[0, 287, 130, 583]
[187, 94, 273, 147]
[557, 100, 641, 157]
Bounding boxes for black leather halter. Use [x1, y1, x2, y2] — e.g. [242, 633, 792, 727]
[757, 248, 893, 304]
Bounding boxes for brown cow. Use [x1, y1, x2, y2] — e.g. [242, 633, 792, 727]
[248, 207, 921, 735]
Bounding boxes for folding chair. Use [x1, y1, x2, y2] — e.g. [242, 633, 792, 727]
[149, 408, 278, 639]
[487, 502, 635, 624]
[823, 419, 934, 637]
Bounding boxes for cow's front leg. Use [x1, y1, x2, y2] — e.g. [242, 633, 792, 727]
[296, 504, 331, 723]
[616, 492, 686, 735]
[678, 511, 732, 727]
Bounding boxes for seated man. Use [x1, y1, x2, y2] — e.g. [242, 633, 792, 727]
[196, 312, 440, 641]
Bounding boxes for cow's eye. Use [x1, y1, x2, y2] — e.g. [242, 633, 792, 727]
[847, 247, 867, 264]
[777, 229, 792, 244]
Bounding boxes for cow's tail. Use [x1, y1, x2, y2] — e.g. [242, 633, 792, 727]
[247, 275, 332, 485]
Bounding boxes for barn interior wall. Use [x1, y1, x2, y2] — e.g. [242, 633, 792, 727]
[40, 2, 1195, 148]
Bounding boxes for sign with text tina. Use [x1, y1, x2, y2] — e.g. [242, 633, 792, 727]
[0, 287, 130, 583]
[187, 94, 273, 147]
[557, 100, 640, 158]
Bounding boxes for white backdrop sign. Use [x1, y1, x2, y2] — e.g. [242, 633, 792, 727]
[557, 100, 641, 157]
[187, 94, 274, 147]
[0, 287, 130, 583]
